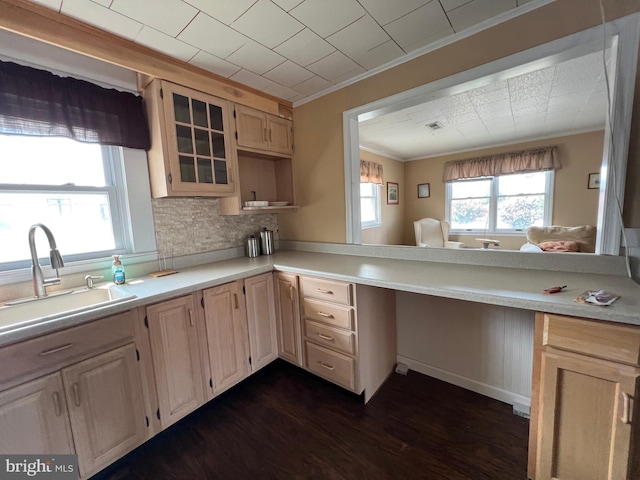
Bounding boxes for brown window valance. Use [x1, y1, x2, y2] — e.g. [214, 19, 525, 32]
[0, 60, 150, 150]
[443, 146, 560, 182]
[360, 159, 383, 184]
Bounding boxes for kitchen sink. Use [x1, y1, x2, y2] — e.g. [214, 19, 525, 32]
[0, 285, 136, 333]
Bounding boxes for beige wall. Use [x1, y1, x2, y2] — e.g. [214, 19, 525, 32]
[402, 132, 604, 250]
[279, 0, 640, 243]
[360, 150, 405, 245]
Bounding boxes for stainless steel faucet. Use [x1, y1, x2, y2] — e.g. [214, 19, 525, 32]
[28, 223, 64, 298]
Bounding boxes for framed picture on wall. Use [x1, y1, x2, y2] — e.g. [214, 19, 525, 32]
[588, 172, 600, 189]
[387, 182, 399, 204]
[418, 183, 430, 198]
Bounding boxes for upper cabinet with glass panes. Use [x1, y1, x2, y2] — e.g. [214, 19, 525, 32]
[143, 80, 236, 198]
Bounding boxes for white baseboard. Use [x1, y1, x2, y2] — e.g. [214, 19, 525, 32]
[397, 355, 531, 412]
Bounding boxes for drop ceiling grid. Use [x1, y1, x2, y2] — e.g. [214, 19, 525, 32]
[27, 0, 531, 102]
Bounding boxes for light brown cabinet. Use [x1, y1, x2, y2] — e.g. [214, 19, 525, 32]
[62, 344, 147, 478]
[274, 272, 302, 366]
[202, 282, 250, 395]
[299, 275, 396, 402]
[244, 273, 278, 372]
[0, 372, 75, 455]
[530, 313, 640, 480]
[235, 104, 293, 155]
[146, 294, 205, 429]
[144, 79, 237, 198]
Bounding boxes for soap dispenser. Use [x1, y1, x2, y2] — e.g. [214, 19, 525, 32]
[112, 255, 126, 285]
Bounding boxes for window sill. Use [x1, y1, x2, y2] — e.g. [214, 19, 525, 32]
[361, 222, 382, 230]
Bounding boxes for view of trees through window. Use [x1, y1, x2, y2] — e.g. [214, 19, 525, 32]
[449, 172, 548, 232]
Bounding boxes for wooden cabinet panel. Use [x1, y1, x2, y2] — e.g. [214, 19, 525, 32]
[300, 276, 353, 305]
[146, 295, 204, 429]
[274, 272, 302, 366]
[244, 273, 278, 372]
[305, 342, 356, 390]
[304, 319, 356, 356]
[0, 373, 74, 455]
[203, 282, 249, 395]
[144, 79, 237, 198]
[302, 298, 355, 331]
[235, 104, 293, 155]
[536, 349, 639, 480]
[267, 115, 293, 155]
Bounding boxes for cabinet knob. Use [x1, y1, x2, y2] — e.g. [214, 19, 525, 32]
[52, 391, 62, 417]
[72, 383, 81, 407]
[289, 285, 296, 301]
[621, 392, 632, 424]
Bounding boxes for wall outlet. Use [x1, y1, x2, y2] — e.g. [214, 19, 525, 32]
[395, 363, 409, 375]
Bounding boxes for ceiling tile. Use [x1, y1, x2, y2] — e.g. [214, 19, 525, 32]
[349, 39, 404, 70]
[135, 27, 198, 62]
[262, 81, 300, 101]
[91, 0, 111, 5]
[189, 51, 241, 77]
[289, 0, 366, 38]
[326, 14, 391, 59]
[61, 0, 143, 41]
[225, 40, 286, 75]
[384, 2, 451, 50]
[229, 69, 273, 90]
[274, 28, 335, 67]
[184, 0, 257, 25]
[30, 0, 61, 10]
[271, 0, 304, 12]
[177, 13, 247, 58]
[110, 0, 197, 37]
[291, 75, 333, 95]
[446, 0, 517, 32]
[232, 0, 304, 49]
[331, 65, 367, 84]
[439, 0, 472, 12]
[474, 99, 512, 118]
[468, 87, 509, 105]
[264, 60, 314, 87]
[358, 0, 429, 25]
[307, 50, 361, 82]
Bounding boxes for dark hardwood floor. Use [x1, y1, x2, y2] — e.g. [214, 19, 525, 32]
[93, 360, 529, 480]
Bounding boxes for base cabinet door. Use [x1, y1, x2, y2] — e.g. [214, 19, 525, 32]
[244, 273, 278, 372]
[203, 282, 249, 395]
[147, 295, 204, 429]
[274, 272, 302, 366]
[62, 344, 147, 478]
[0, 373, 75, 455]
[536, 350, 639, 480]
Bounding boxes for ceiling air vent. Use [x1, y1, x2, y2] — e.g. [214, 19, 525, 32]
[426, 121, 444, 131]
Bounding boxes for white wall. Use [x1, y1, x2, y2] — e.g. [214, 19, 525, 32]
[396, 292, 534, 411]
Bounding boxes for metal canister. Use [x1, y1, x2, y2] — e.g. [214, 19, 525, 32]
[259, 227, 274, 255]
[245, 236, 260, 258]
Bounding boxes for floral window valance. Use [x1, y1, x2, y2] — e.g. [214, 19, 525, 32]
[360, 159, 384, 184]
[442, 146, 560, 182]
[0, 60, 150, 150]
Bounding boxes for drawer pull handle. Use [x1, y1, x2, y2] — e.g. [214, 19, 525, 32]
[72, 383, 81, 407]
[317, 333, 334, 341]
[622, 392, 632, 424]
[52, 391, 62, 417]
[39, 343, 74, 356]
[319, 361, 335, 371]
[234, 293, 239, 309]
[289, 285, 296, 301]
[316, 288, 333, 295]
[188, 308, 194, 327]
[317, 311, 334, 319]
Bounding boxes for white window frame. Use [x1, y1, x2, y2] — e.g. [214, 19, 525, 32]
[0, 145, 156, 285]
[360, 182, 382, 229]
[445, 171, 554, 235]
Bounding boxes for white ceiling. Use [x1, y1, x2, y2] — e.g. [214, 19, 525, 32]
[28, 0, 537, 104]
[359, 48, 611, 160]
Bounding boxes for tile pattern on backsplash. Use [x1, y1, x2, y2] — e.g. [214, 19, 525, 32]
[152, 197, 278, 257]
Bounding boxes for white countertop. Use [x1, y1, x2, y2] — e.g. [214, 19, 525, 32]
[1, 249, 638, 347]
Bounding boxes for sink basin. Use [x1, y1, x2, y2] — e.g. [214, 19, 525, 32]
[0, 285, 136, 333]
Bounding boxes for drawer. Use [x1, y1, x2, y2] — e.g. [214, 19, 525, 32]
[301, 277, 353, 306]
[305, 342, 355, 391]
[543, 313, 640, 366]
[0, 310, 135, 387]
[305, 319, 356, 356]
[303, 298, 354, 331]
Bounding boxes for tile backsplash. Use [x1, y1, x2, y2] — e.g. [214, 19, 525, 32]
[151, 197, 278, 258]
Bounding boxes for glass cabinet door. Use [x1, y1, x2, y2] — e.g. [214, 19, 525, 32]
[163, 82, 234, 195]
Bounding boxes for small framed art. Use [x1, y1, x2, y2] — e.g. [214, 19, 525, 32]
[418, 183, 430, 198]
[387, 182, 399, 204]
[588, 172, 600, 189]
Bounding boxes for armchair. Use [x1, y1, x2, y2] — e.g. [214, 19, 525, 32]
[414, 218, 464, 248]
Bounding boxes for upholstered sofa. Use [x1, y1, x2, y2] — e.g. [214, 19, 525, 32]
[525, 225, 597, 253]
